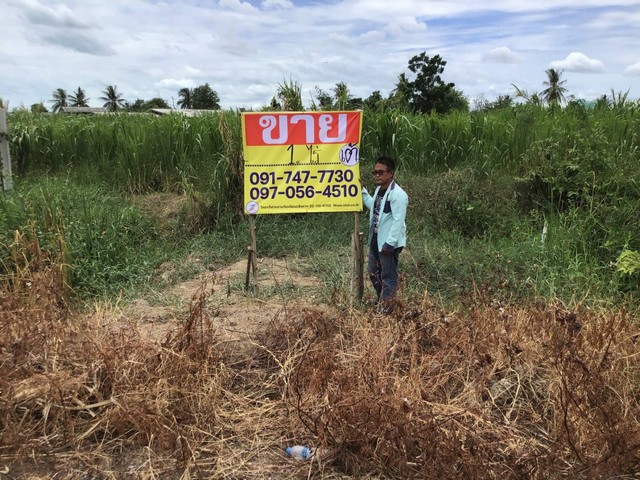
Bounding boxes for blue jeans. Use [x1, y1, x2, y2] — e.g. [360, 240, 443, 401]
[368, 243, 402, 302]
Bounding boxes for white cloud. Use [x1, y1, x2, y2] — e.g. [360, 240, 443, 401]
[219, 0, 257, 14]
[359, 30, 386, 42]
[481, 47, 522, 64]
[21, 0, 91, 29]
[624, 62, 640, 76]
[262, 0, 293, 8]
[42, 32, 116, 56]
[185, 66, 204, 76]
[156, 78, 197, 89]
[550, 52, 606, 73]
[3, 1, 639, 109]
[385, 16, 427, 36]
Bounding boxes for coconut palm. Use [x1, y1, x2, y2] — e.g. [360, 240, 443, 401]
[69, 87, 90, 107]
[542, 68, 567, 106]
[50, 88, 68, 113]
[177, 88, 192, 109]
[99, 85, 126, 112]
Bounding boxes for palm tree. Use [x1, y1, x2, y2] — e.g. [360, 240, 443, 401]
[50, 88, 68, 113]
[69, 87, 89, 107]
[177, 88, 192, 109]
[99, 85, 126, 112]
[542, 68, 567, 106]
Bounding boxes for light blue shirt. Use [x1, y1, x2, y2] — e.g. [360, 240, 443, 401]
[362, 180, 408, 252]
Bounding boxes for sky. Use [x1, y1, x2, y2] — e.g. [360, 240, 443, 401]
[2, 0, 640, 111]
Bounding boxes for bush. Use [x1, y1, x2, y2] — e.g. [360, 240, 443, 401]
[405, 168, 517, 238]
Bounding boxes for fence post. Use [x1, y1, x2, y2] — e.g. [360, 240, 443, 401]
[0, 108, 13, 191]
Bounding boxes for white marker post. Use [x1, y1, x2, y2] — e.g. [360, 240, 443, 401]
[0, 108, 13, 192]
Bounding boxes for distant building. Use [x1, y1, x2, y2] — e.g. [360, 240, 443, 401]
[60, 107, 107, 114]
[150, 108, 220, 117]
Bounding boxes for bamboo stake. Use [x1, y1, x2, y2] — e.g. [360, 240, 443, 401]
[247, 215, 258, 294]
[351, 212, 364, 304]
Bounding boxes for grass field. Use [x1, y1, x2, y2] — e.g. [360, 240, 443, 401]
[1, 105, 639, 478]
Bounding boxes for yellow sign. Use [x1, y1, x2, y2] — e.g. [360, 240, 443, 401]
[241, 111, 363, 214]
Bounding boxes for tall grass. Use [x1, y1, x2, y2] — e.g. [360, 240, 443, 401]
[0, 178, 170, 298]
[8, 111, 244, 225]
[4, 104, 640, 305]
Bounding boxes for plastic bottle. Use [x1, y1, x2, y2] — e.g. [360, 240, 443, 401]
[285, 445, 314, 460]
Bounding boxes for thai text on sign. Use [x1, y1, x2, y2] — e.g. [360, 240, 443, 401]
[242, 111, 363, 215]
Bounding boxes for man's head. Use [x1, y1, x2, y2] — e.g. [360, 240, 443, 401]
[372, 156, 395, 188]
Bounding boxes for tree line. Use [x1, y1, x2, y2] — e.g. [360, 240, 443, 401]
[33, 52, 578, 114]
[40, 83, 221, 113]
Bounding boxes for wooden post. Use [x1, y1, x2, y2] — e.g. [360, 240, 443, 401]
[0, 108, 13, 192]
[351, 212, 364, 305]
[244, 214, 259, 294]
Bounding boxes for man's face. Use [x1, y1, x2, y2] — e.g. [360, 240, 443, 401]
[372, 162, 393, 188]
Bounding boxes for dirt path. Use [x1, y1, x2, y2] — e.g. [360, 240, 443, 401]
[119, 256, 324, 345]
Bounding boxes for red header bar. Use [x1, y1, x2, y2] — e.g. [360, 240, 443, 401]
[243, 111, 361, 146]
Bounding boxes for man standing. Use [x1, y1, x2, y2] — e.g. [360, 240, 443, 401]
[362, 156, 409, 311]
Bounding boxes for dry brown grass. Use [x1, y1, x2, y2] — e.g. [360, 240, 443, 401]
[262, 295, 640, 479]
[1, 235, 639, 479]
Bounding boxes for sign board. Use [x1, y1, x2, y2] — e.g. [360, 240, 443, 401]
[241, 111, 363, 214]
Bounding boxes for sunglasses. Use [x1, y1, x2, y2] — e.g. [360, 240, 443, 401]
[372, 169, 389, 176]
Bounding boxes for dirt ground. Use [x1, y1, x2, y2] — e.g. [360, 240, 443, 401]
[120, 193, 331, 344]
[116, 255, 326, 347]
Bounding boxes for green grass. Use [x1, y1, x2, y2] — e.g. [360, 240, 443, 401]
[3, 104, 640, 309]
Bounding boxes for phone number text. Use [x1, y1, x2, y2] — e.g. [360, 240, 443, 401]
[248, 169, 354, 185]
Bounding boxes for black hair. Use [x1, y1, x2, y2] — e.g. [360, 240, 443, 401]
[375, 155, 396, 173]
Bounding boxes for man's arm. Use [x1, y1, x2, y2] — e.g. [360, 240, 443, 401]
[362, 186, 374, 210]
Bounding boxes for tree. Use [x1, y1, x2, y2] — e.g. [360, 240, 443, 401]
[402, 52, 461, 114]
[542, 68, 567, 106]
[126, 99, 147, 112]
[473, 94, 513, 111]
[312, 86, 333, 111]
[267, 96, 281, 111]
[30, 102, 48, 113]
[388, 72, 412, 110]
[145, 97, 170, 109]
[126, 97, 170, 112]
[177, 87, 193, 109]
[364, 90, 384, 111]
[50, 88, 68, 113]
[100, 85, 126, 112]
[444, 88, 469, 112]
[191, 83, 220, 110]
[69, 87, 89, 107]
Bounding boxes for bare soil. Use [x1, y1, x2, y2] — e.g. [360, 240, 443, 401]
[116, 256, 325, 348]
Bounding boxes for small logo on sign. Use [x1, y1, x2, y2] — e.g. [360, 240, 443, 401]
[339, 143, 359, 167]
[246, 201, 259, 214]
